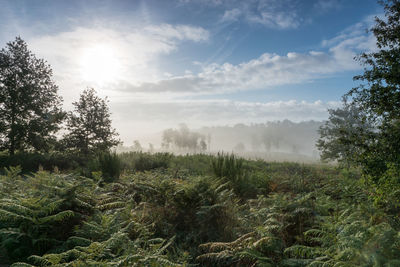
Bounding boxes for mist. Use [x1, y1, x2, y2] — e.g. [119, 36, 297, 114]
[117, 119, 323, 162]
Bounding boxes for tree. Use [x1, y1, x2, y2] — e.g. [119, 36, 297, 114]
[199, 139, 207, 151]
[161, 124, 207, 152]
[64, 88, 120, 155]
[317, 98, 375, 168]
[0, 37, 64, 154]
[132, 140, 142, 152]
[161, 128, 174, 150]
[346, 0, 400, 179]
[148, 143, 154, 153]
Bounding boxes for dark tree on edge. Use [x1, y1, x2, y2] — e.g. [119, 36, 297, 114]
[317, 0, 400, 192]
[0, 37, 64, 155]
[346, 0, 400, 180]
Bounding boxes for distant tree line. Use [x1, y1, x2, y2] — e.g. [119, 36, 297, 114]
[197, 120, 322, 156]
[162, 123, 207, 152]
[0, 37, 120, 157]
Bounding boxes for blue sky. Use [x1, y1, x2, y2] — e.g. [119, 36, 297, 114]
[0, 0, 382, 142]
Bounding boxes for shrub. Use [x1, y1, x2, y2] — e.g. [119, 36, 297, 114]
[0, 171, 95, 263]
[119, 152, 171, 172]
[211, 152, 244, 182]
[0, 152, 81, 174]
[98, 152, 122, 183]
[211, 153, 270, 199]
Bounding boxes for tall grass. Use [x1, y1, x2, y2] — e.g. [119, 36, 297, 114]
[211, 152, 244, 182]
[119, 151, 171, 172]
[211, 152, 270, 199]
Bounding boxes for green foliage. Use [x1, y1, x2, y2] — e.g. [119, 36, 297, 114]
[0, 152, 81, 174]
[119, 151, 171, 172]
[314, 1, 400, 209]
[197, 159, 400, 266]
[63, 88, 121, 155]
[212, 152, 244, 182]
[98, 152, 121, 183]
[169, 153, 214, 176]
[1, 152, 400, 267]
[0, 171, 94, 263]
[317, 98, 375, 168]
[326, 0, 400, 203]
[0, 37, 64, 155]
[211, 153, 271, 199]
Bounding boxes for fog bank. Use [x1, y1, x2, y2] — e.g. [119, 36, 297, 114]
[117, 120, 323, 162]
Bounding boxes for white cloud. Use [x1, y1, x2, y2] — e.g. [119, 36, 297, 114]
[246, 10, 300, 29]
[26, 24, 209, 106]
[144, 24, 209, 42]
[313, 0, 341, 12]
[179, 0, 224, 5]
[120, 49, 359, 94]
[221, 8, 242, 22]
[2, 9, 378, 140]
[322, 14, 378, 50]
[238, 0, 301, 29]
[183, 0, 301, 29]
[321, 14, 379, 69]
[117, 14, 377, 95]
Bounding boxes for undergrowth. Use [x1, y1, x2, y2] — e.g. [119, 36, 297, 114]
[1, 153, 398, 266]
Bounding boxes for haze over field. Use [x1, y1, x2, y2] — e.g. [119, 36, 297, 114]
[0, 0, 383, 150]
[3, 1, 400, 266]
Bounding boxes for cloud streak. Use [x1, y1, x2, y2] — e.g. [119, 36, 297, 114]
[188, 0, 302, 29]
[119, 40, 368, 95]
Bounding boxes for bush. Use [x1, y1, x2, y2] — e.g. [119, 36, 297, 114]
[210, 153, 271, 199]
[119, 152, 171, 172]
[0, 171, 95, 263]
[211, 152, 244, 182]
[170, 153, 214, 175]
[0, 152, 81, 174]
[98, 152, 122, 183]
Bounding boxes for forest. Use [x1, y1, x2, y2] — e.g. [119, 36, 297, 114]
[1, 0, 400, 266]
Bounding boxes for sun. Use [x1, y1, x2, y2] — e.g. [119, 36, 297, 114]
[79, 44, 121, 84]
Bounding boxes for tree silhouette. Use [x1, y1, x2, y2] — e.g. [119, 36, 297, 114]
[64, 88, 120, 155]
[161, 124, 207, 152]
[132, 140, 143, 151]
[0, 37, 64, 154]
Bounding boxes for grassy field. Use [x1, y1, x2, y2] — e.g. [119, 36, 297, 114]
[1, 152, 399, 266]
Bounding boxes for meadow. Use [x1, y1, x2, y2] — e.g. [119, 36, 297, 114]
[1, 152, 399, 266]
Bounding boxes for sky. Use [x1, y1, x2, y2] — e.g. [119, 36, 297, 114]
[0, 0, 383, 144]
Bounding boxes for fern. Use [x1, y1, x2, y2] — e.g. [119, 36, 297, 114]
[0, 172, 95, 262]
[284, 245, 322, 259]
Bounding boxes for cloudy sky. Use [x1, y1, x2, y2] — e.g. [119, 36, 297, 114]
[0, 0, 382, 143]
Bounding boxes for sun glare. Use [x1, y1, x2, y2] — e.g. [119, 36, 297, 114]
[79, 44, 121, 84]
